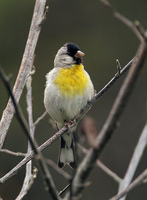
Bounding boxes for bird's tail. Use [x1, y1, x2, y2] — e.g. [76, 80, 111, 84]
[58, 135, 77, 169]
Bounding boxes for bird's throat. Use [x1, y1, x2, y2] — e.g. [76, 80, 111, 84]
[54, 64, 89, 97]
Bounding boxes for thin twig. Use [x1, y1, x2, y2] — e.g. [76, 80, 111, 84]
[16, 75, 35, 200]
[78, 58, 133, 118]
[34, 111, 47, 126]
[58, 184, 70, 196]
[0, 0, 47, 150]
[0, 149, 26, 157]
[0, 125, 69, 184]
[45, 159, 71, 180]
[118, 123, 147, 200]
[100, 0, 144, 42]
[0, 68, 60, 199]
[15, 162, 34, 200]
[78, 143, 122, 184]
[16, 167, 38, 200]
[97, 161, 122, 184]
[0, 58, 133, 184]
[0, 67, 38, 154]
[109, 169, 147, 200]
[71, 3, 147, 198]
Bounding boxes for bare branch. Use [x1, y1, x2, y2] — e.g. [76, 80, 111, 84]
[97, 161, 122, 184]
[0, 67, 39, 154]
[16, 75, 35, 200]
[0, 1, 146, 199]
[0, 0, 47, 149]
[16, 167, 38, 200]
[0, 149, 26, 157]
[34, 111, 48, 126]
[117, 123, 147, 200]
[71, 2, 147, 198]
[0, 68, 60, 199]
[45, 159, 71, 180]
[0, 58, 134, 184]
[26, 76, 35, 136]
[110, 169, 147, 200]
[77, 58, 133, 119]
[100, 0, 144, 42]
[78, 143, 122, 184]
[58, 184, 70, 197]
[0, 125, 69, 184]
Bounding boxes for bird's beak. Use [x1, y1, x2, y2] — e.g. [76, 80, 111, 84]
[75, 50, 85, 58]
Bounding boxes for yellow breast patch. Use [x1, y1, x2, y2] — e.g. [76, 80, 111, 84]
[54, 64, 89, 97]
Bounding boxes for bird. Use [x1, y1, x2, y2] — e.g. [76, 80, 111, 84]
[44, 43, 94, 168]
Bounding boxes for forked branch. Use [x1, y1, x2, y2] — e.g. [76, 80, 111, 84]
[71, 1, 147, 198]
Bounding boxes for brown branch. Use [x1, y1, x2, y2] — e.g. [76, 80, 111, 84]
[71, 3, 147, 199]
[0, 0, 47, 149]
[0, 2, 60, 198]
[0, 58, 133, 184]
[0, 125, 69, 184]
[78, 58, 133, 119]
[0, 68, 60, 200]
[79, 116, 97, 148]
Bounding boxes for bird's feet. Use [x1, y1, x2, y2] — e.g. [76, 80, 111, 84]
[64, 119, 76, 129]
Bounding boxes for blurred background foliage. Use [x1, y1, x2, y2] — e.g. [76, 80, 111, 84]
[0, 0, 147, 199]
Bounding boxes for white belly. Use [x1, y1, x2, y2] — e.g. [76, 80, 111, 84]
[44, 84, 93, 128]
[44, 68, 94, 128]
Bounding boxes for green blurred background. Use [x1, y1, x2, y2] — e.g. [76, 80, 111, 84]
[0, 0, 147, 199]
